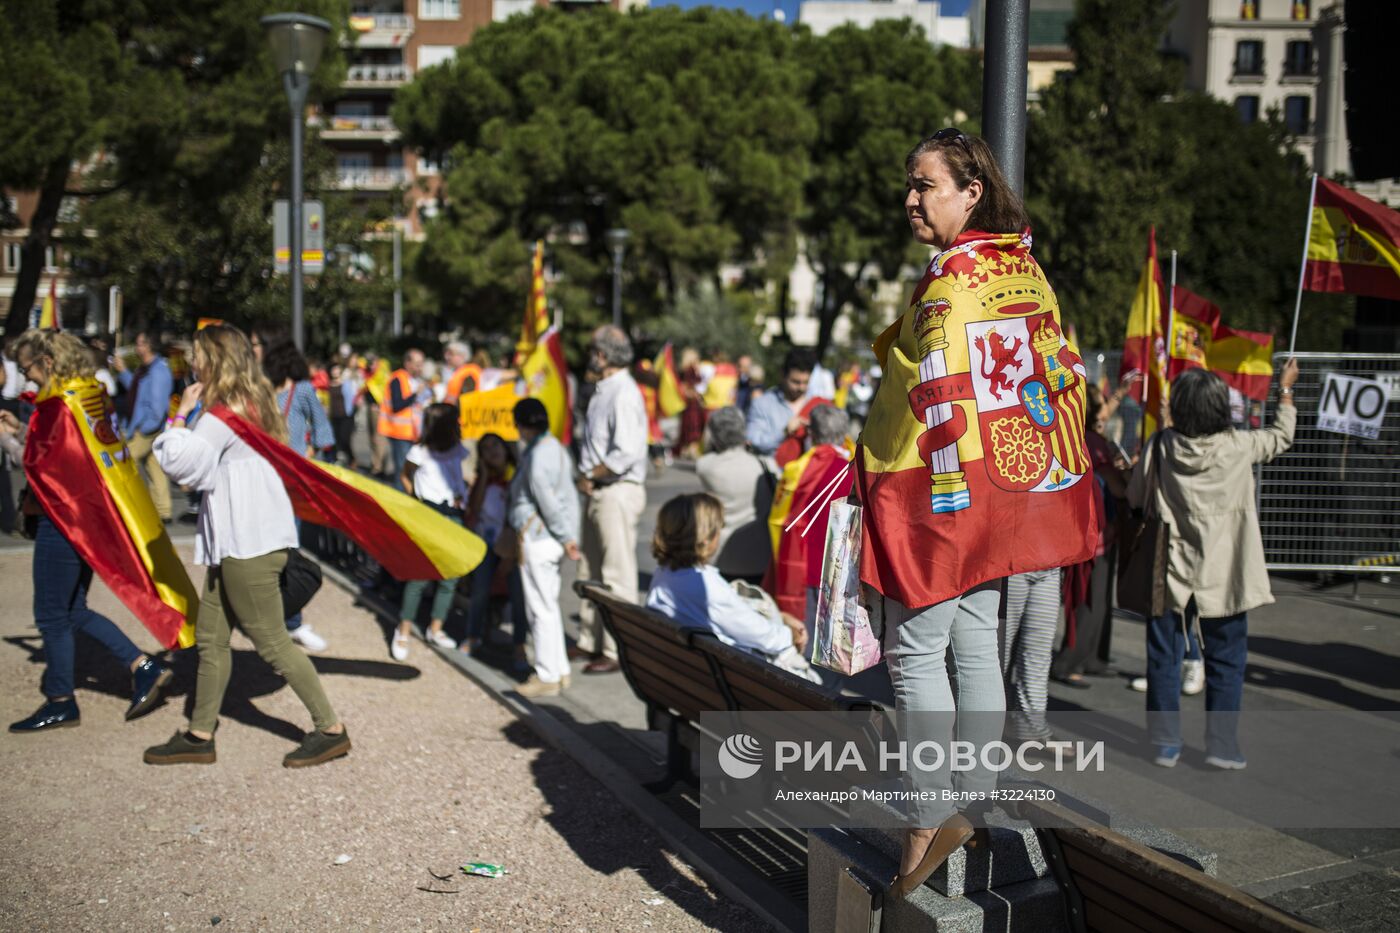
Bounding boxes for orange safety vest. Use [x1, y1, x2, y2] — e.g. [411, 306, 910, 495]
[446, 363, 483, 400]
[376, 370, 421, 440]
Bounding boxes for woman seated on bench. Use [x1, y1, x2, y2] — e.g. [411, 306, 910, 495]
[647, 493, 817, 682]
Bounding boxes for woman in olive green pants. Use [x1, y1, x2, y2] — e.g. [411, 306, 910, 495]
[144, 324, 349, 768]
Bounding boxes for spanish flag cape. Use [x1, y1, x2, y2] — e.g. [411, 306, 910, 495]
[857, 229, 1099, 609]
[208, 406, 486, 581]
[23, 377, 197, 648]
[765, 445, 855, 617]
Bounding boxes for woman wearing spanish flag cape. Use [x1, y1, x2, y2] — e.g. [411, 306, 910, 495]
[858, 131, 1098, 897]
[4, 330, 184, 733]
[143, 324, 486, 768]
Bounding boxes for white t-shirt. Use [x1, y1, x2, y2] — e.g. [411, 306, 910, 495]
[406, 442, 469, 507]
[1, 358, 19, 400]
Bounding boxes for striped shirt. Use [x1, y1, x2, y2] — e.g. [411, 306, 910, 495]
[277, 380, 334, 456]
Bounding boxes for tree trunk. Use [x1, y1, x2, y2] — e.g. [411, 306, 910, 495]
[4, 157, 70, 337]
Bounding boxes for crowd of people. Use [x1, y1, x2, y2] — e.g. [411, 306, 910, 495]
[0, 126, 1301, 901]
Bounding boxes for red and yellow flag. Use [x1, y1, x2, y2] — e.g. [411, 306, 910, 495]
[654, 343, 687, 418]
[23, 378, 198, 648]
[38, 279, 60, 329]
[210, 407, 486, 581]
[517, 240, 549, 358]
[1168, 286, 1275, 401]
[1305, 177, 1400, 301]
[1119, 228, 1169, 438]
[520, 327, 573, 445]
[857, 229, 1099, 610]
[701, 361, 738, 410]
[765, 445, 854, 617]
[364, 358, 390, 405]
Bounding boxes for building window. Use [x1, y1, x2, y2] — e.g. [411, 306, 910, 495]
[1234, 40, 1264, 76]
[1284, 40, 1312, 75]
[418, 0, 460, 19]
[416, 44, 456, 70]
[1292, 1, 1310, 20]
[1235, 95, 1260, 124]
[1240, 1, 1257, 20]
[338, 153, 372, 170]
[4, 243, 19, 272]
[43, 245, 59, 272]
[1284, 96, 1311, 135]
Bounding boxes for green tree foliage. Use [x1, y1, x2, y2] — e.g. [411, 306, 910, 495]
[1027, 0, 1312, 349]
[797, 20, 980, 355]
[394, 6, 815, 357]
[0, 0, 405, 348]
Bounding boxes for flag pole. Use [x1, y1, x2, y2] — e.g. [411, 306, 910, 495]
[1288, 172, 1319, 354]
[1167, 249, 1177, 379]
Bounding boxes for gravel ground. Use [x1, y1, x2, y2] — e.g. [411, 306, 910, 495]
[0, 549, 763, 932]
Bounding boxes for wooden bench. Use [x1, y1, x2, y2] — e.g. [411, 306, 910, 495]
[1007, 797, 1320, 933]
[573, 580, 881, 781]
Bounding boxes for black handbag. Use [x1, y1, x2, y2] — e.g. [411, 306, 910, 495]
[280, 548, 323, 619]
[1116, 435, 1169, 619]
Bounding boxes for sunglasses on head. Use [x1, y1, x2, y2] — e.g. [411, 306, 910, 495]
[926, 127, 980, 178]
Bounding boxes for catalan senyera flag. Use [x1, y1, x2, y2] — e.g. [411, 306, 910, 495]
[209, 406, 486, 581]
[1169, 285, 1275, 401]
[1305, 177, 1400, 301]
[38, 279, 60, 329]
[857, 229, 1099, 609]
[765, 445, 854, 617]
[520, 327, 573, 445]
[517, 240, 550, 359]
[23, 378, 197, 648]
[1119, 228, 1169, 438]
[654, 343, 687, 418]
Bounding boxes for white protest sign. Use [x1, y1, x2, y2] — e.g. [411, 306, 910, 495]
[1316, 373, 1388, 441]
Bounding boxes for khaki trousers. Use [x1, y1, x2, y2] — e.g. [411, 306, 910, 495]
[126, 431, 171, 520]
[190, 550, 338, 735]
[577, 481, 646, 660]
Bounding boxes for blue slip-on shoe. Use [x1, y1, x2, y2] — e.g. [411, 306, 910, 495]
[1152, 745, 1181, 768]
[126, 658, 174, 721]
[1203, 755, 1247, 770]
[10, 698, 80, 733]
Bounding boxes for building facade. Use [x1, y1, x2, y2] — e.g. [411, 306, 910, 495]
[797, 0, 970, 47]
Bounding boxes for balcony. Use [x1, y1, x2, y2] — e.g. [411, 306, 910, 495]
[311, 114, 400, 141]
[334, 167, 410, 190]
[344, 63, 412, 88]
[347, 13, 413, 48]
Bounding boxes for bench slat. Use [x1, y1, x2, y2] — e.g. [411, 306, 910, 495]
[628, 664, 726, 720]
[1063, 848, 1231, 933]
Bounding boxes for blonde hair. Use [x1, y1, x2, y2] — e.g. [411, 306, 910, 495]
[194, 324, 288, 442]
[12, 329, 96, 384]
[652, 493, 725, 570]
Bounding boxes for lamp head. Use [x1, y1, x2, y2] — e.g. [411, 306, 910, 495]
[604, 227, 631, 255]
[260, 13, 333, 77]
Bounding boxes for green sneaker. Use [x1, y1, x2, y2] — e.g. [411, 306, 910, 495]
[283, 728, 351, 769]
[144, 730, 216, 765]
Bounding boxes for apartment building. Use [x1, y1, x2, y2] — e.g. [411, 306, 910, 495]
[1166, 0, 1335, 168]
[968, 0, 1076, 97]
[797, 1, 970, 47]
[0, 192, 87, 326]
[330, 0, 643, 239]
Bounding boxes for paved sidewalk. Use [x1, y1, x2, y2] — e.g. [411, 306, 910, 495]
[0, 546, 761, 932]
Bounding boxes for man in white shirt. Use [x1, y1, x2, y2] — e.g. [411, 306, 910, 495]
[573, 325, 649, 674]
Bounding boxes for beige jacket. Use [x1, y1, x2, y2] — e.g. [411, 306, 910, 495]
[1128, 405, 1296, 618]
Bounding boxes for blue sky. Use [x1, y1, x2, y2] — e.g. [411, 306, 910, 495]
[654, 0, 972, 29]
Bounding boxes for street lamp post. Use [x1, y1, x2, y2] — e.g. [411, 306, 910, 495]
[604, 227, 630, 328]
[262, 12, 332, 351]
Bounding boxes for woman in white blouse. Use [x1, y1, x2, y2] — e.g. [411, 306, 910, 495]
[143, 324, 349, 769]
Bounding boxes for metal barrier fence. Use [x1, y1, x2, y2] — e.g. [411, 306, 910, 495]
[1258, 353, 1400, 574]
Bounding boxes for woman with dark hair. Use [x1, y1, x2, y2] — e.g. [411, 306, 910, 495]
[261, 339, 335, 652]
[392, 402, 471, 659]
[856, 129, 1100, 897]
[460, 433, 528, 665]
[1129, 361, 1298, 769]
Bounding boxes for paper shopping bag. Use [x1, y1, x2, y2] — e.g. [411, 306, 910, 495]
[811, 501, 882, 675]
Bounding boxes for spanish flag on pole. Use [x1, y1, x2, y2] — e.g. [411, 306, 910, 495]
[210, 407, 486, 581]
[1119, 228, 1169, 439]
[1168, 286, 1275, 401]
[517, 240, 550, 359]
[520, 327, 573, 445]
[38, 279, 61, 329]
[24, 378, 197, 648]
[1304, 177, 1400, 300]
[654, 343, 688, 418]
[856, 229, 1099, 610]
